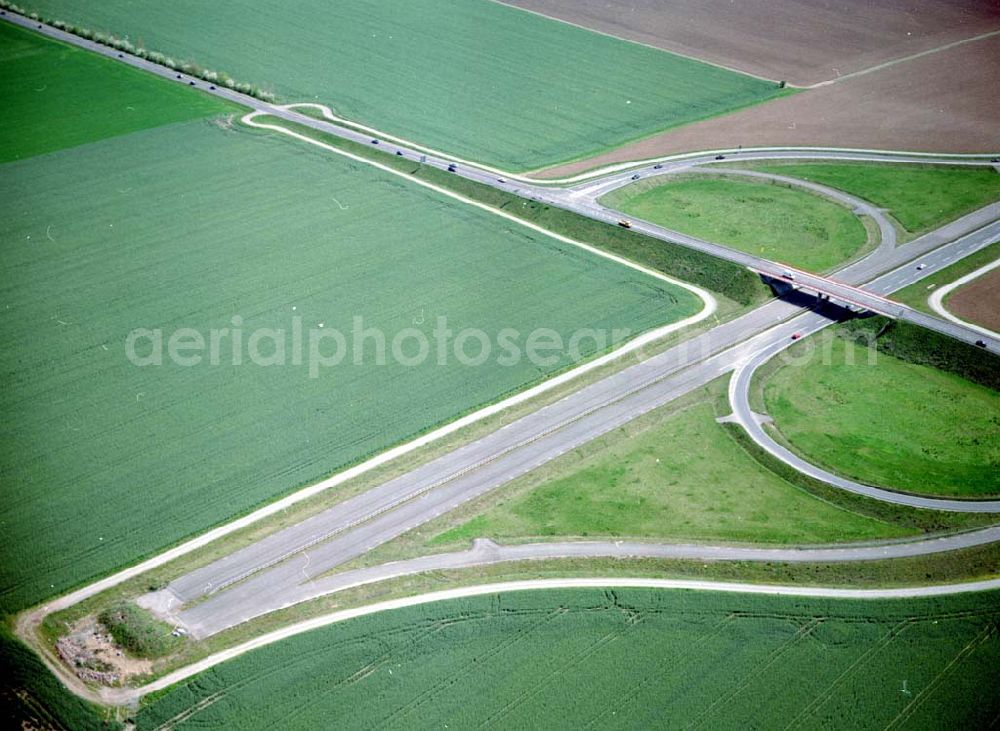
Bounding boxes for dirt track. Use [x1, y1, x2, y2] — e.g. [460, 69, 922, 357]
[947, 266, 1000, 333]
[535, 33, 1000, 178]
[500, 0, 1000, 86]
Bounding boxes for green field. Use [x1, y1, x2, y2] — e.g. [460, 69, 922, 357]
[15, 0, 785, 170]
[431, 387, 911, 547]
[0, 117, 703, 613]
[1, 627, 115, 730]
[0, 22, 231, 162]
[601, 174, 869, 272]
[764, 337, 1000, 497]
[136, 588, 1000, 729]
[743, 162, 1000, 236]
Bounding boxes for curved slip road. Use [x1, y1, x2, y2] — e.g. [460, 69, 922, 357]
[729, 226, 1000, 513]
[150, 213, 1000, 641]
[6, 10, 1000, 706]
[928, 257, 1000, 338]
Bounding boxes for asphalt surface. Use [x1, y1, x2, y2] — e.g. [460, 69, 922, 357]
[729, 224, 1000, 512]
[168, 526, 1000, 637]
[156, 207, 1000, 637]
[7, 9, 999, 643]
[4, 10, 996, 349]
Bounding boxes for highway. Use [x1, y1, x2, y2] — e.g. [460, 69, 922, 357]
[6, 6, 1000, 669]
[148, 209, 1000, 638]
[5, 9, 997, 352]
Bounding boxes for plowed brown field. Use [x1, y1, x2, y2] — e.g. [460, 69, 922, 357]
[948, 266, 1000, 333]
[500, 0, 1000, 86]
[535, 33, 1000, 178]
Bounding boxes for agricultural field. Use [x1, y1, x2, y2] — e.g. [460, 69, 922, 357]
[944, 265, 1000, 334]
[0, 22, 232, 162]
[0, 110, 702, 613]
[14, 0, 785, 170]
[500, 0, 1000, 86]
[740, 162, 1000, 237]
[136, 587, 1000, 730]
[538, 33, 1000, 178]
[601, 174, 868, 271]
[429, 384, 912, 548]
[763, 337, 1000, 497]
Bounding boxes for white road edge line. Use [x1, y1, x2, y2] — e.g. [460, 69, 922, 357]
[927, 257, 1000, 338]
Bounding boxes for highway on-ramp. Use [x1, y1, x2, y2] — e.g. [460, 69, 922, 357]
[149, 211, 1000, 638]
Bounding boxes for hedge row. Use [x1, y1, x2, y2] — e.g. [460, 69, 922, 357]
[0, 1, 276, 101]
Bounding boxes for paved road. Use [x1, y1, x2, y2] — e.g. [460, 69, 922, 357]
[8, 5, 1000, 647]
[5, 10, 994, 349]
[121, 573, 1000, 707]
[729, 223, 1000, 512]
[154, 210, 1000, 637]
[928, 257, 1000, 338]
[168, 526, 1000, 636]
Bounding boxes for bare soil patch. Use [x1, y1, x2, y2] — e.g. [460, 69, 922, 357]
[947, 266, 1000, 333]
[500, 0, 1000, 86]
[535, 34, 1000, 178]
[54, 617, 151, 687]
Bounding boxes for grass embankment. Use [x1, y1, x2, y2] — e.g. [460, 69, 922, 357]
[257, 116, 771, 306]
[742, 162, 1000, 237]
[136, 588, 1000, 730]
[763, 320, 1000, 497]
[0, 21, 233, 162]
[431, 380, 912, 547]
[12, 0, 786, 170]
[601, 174, 869, 272]
[894, 241, 1000, 314]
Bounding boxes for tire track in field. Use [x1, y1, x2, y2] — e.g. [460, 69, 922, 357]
[477, 610, 646, 728]
[684, 616, 824, 730]
[582, 613, 741, 728]
[885, 622, 998, 729]
[154, 621, 443, 730]
[783, 619, 914, 730]
[368, 607, 569, 729]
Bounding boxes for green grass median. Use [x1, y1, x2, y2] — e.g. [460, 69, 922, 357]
[601, 174, 869, 272]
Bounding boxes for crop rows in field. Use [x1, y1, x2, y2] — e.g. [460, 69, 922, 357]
[0, 22, 232, 162]
[136, 588, 1000, 729]
[16, 0, 785, 170]
[0, 115, 700, 614]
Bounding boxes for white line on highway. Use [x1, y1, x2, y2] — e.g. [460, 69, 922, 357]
[927, 257, 1000, 338]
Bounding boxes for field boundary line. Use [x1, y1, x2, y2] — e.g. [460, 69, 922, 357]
[97, 577, 1000, 706]
[483, 0, 784, 85]
[806, 29, 1000, 89]
[927, 257, 1000, 338]
[13, 97, 717, 673]
[3, 11, 998, 188]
